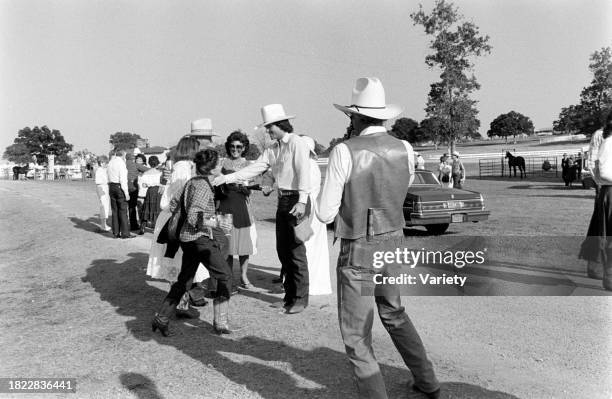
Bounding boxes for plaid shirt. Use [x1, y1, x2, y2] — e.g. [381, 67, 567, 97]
[170, 176, 216, 242]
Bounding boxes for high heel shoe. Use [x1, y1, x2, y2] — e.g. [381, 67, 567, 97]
[151, 315, 171, 337]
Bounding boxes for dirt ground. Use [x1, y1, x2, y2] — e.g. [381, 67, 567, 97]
[0, 177, 611, 399]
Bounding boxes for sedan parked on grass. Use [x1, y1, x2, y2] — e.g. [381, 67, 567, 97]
[403, 170, 490, 234]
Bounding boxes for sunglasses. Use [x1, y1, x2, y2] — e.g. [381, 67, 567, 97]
[230, 145, 244, 150]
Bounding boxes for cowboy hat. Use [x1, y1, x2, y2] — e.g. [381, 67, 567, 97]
[333, 77, 402, 120]
[190, 118, 219, 136]
[451, 150, 460, 157]
[259, 104, 295, 127]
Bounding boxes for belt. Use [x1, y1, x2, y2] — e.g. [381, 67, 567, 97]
[109, 182, 121, 185]
[278, 189, 299, 197]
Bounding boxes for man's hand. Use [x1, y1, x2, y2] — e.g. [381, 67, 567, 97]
[261, 185, 273, 196]
[212, 175, 227, 186]
[290, 202, 306, 219]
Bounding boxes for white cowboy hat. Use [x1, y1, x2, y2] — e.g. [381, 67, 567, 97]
[259, 104, 295, 127]
[333, 77, 402, 121]
[452, 150, 460, 157]
[190, 118, 219, 136]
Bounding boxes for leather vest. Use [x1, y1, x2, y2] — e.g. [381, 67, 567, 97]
[335, 132, 410, 239]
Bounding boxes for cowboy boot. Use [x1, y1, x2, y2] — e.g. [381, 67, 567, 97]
[213, 297, 243, 335]
[175, 292, 200, 319]
[587, 261, 604, 280]
[603, 263, 612, 292]
[152, 298, 176, 337]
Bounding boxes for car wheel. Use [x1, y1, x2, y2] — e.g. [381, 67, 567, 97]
[425, 224, 450, 235]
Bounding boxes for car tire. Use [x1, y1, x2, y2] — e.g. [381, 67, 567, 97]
[425, 224, 450, 235]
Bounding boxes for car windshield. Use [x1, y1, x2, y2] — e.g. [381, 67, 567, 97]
[413, 171, 440, 185]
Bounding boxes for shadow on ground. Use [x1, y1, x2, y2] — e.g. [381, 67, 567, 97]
[82, 252, 522, 399]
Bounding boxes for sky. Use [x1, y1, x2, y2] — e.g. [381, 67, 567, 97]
[1, 0, 610, 155]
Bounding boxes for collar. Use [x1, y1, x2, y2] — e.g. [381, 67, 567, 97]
[279, 132, 291, 144]
[357, 126, 387, 136]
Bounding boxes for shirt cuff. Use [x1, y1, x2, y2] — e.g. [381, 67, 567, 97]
[298, 192, 308, 204]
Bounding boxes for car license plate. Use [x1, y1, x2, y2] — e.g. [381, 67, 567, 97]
[451, 214, 465, 223]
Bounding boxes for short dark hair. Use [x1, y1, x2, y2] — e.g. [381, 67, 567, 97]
[148, 155, 160, 168]
[174, 136, 200, 161]
[135, 154, 147, 164]
[224, 130, 250, 156]
[194, 149, 219, 175]
[271, 120, 293, 133]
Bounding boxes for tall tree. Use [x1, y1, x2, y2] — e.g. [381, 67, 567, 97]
[411, 0, 491, 152]
[109, 132, 142, 151]
[554, 47, 612, 135]
[390, 117, 420, 142]
[3, 125, 72, 164]
[487, 111, 534, 143]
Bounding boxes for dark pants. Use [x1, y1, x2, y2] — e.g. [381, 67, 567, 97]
[108, 183, 130, 238]
[128, 190, 139, 230]
[337, 231, 439, 399]
[276, 194, 309, 307]
[452, 173, 462, 189]
[167, 235, 231, 303]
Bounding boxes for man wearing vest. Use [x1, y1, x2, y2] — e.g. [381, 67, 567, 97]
[317, 77, 440, 399]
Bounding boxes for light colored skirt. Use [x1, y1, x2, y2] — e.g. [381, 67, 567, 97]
[228, 222, 257, 256]
[96, 185, 110, 219]
[146, 208, 209, 283]
[305, 208, 332, 296]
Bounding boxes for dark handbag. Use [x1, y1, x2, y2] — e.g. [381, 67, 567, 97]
[157, 184, 188, 245]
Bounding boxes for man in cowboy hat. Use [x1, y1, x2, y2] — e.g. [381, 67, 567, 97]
[213, 104, 311, 314]
[317, 77, 440, 399]
[450, 150, 465, 189]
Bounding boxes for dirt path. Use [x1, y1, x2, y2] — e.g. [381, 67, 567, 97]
[0, 180, 610, 399]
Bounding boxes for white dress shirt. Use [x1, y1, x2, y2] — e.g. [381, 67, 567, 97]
[596, 136, 612, 185]
[107, 156, 129, 198]
[317, 126, 415, 224]
[220, 133, 311, 203]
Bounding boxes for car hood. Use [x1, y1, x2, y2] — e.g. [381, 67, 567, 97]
[406, 186, 481, 201]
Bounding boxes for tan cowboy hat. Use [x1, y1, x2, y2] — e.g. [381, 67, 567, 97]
[190, 118, 219, 136]
[333, 77, 402, 120]
[259, 104, 295, 127]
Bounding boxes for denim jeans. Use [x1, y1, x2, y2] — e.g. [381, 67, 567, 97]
[108, 183, 130, 237]
[337, 231, 439, 399]
[276, 194, 309, 306]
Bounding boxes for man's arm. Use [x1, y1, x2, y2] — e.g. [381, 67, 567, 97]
[213, 149, 272, 186]
[120, 163, 130, 200]
[316, 144, 350, 224]
[402, 141, 415, 187]
[293, 137, 311, 204]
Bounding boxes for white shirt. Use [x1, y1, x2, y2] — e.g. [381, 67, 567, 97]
[95, 166, 108, 185]
[107, 156, 129, 198]
[220, 133, 311, 203]
[317, 126, 415, 224]
[597, 136, 612, 185]
[416, 155, 425, 170]
[138, 169, 162, 197]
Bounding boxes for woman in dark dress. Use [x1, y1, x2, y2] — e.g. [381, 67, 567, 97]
[216, 131, 257, 289]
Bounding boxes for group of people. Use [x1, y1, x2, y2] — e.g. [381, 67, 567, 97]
[438, 151, 466, 189]
[94, 152, 164, 236]
[561, 152, 583, 188]
[579, 110, 612, 292]
[94, 77, 441, 399]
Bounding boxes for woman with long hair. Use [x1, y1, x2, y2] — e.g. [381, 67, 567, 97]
[216, 131, 258, 289]
[152, 149, 239, 335]
[147, 136, 209, 318]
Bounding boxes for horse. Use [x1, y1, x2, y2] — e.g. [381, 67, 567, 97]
[505, 151, 526, 178]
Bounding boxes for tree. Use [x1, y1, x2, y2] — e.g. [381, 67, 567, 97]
[418, 116, 446, 149]
[487, 111, 534, 143]
[390, 117, 419, 142]
[109, 132, 142, 151]
[554, 47, 612, 135]
[411, 0, 491, 152]
[3, 125, 72, 164]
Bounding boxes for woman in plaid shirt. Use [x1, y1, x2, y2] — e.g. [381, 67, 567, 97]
[152, 149, 239, 336]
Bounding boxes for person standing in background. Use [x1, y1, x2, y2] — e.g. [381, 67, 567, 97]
[415, 152, 425, 170]
[95, 155, 111, 233]
[107, 150, 133, 239]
